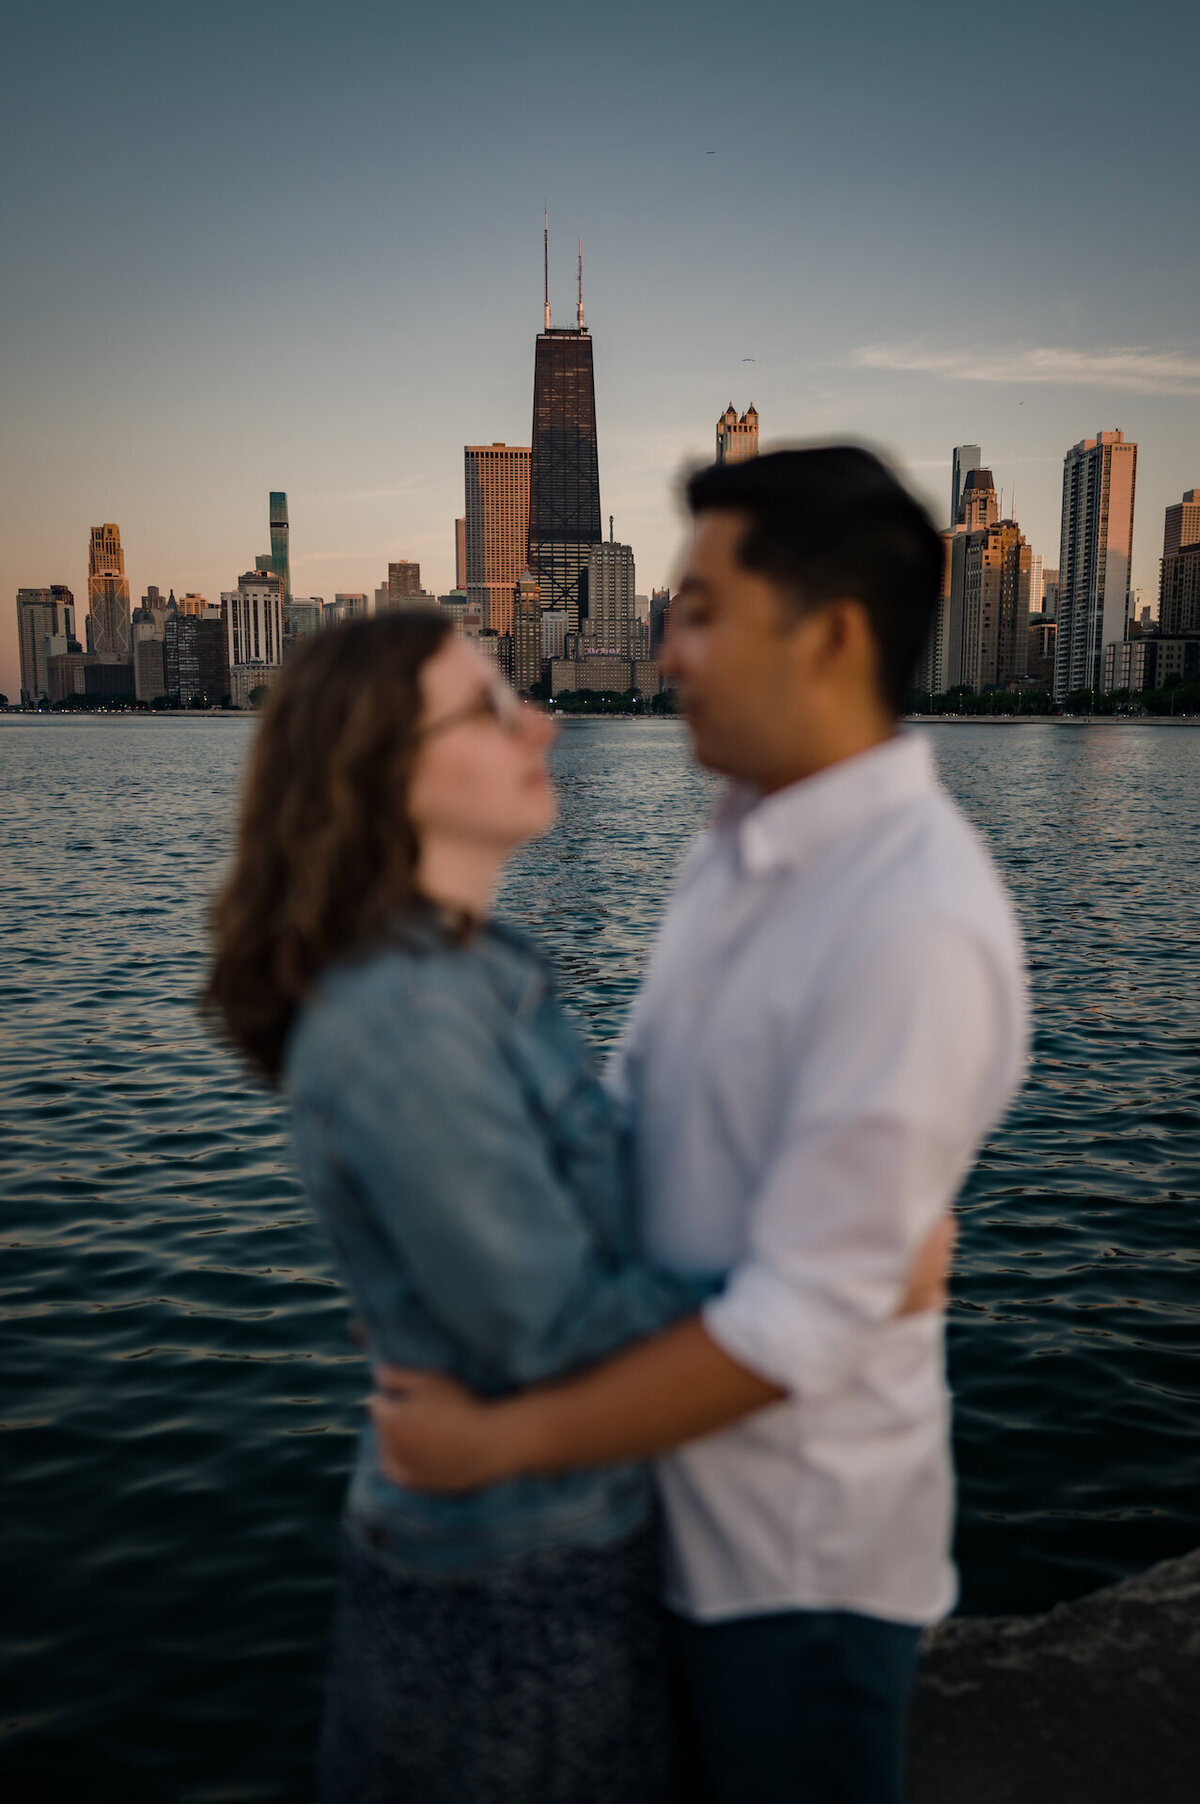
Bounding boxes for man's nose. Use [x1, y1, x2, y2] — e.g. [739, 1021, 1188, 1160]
[527, 704, 558, 746]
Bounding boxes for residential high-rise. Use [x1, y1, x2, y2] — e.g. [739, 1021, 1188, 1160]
[964, 519, 1032, 692]
[268, 493, 291, 602]
[541, 607, 569, 663]
[1042, 568, 1060, 620]
[131, 605, 168, 704]
[951, 446, 982, 526]
[464, 444, 531, 635]
[222, 570, 284, 672]
[956, 467, 998, 530]
[455, 517, 467, 591]
[527, 227, 602, 635]
[384, 562, 422, 608]
[1163, 489, 1200, 560]
[716, 404, 759, 464]
[165, 613, 229, 707]
[915, 538, 954, 696]
[16, 586, 75, 705]
[1155, 487, 1200, 644]
[287, 599, 323, 636]
[649, 587, 672, 655]
[1159, 543, 1200, 638]
[582, 540, 635, 657]
[511, 571, 544, 694]
[88, 524, 132, 656]
[942, 473, 1031, 692]
[1054, 430, 1138, 700]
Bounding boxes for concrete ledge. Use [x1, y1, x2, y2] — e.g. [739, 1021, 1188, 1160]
[907, 1549, 1200, 1802]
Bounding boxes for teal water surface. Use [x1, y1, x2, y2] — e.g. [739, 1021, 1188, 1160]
[2, 714, 1199, 1801]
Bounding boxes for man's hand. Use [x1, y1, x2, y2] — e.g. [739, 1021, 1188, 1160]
[369, 1214, 957, 1496]
[369, 1368, 503, 1492]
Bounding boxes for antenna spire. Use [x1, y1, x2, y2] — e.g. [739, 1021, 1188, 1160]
[543, 209, 550, 332]
[577, 237, 584, 330]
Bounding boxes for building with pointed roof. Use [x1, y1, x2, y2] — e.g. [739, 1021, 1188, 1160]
[716, 404, 759, 464]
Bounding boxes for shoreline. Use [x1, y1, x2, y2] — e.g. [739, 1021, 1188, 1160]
[908, 1545, 1200, 1803]
[4, 709, 1198, 726]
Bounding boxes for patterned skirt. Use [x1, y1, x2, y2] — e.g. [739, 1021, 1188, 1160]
[319, 1518, 683, 1804]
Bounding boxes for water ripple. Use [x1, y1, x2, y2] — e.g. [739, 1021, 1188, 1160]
[2, 714, 1199, 1799]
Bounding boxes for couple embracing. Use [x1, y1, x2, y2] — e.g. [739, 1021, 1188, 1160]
[207, 448, 1026, 1804]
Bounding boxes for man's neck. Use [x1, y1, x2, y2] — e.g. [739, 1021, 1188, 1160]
[754, 716, 899, 796]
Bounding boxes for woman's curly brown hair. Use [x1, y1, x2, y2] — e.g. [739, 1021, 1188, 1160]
[205, 608, 453, 1083]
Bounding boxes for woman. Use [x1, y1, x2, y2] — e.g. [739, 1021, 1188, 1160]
[206, 611, 713, 1804]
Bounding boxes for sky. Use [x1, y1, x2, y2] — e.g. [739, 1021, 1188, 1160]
[2, 0, 1197, 699]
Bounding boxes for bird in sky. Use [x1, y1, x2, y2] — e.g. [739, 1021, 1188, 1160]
[741, 357, 756, 362]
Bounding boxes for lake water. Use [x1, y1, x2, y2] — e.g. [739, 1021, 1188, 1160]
[2, 714, 1199, 1801]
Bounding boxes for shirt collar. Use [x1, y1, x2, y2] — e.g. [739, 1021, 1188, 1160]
[721, 731, 938, 876]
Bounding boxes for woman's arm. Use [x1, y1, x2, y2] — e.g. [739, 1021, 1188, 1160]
[298, 968, 715, 1385]
[369, 1216, 956, 1490]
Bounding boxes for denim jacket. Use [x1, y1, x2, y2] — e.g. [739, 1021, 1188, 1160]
[284, 915, 713, 1572]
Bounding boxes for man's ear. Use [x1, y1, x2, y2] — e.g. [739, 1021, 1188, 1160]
[801, 597, 860, 669]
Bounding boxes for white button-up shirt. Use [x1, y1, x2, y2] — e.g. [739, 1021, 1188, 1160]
[611, 731, 1028, 1626]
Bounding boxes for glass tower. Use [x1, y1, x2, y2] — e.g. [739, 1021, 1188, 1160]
[268, 492, 291, 602]
[528, 329, 601, 636]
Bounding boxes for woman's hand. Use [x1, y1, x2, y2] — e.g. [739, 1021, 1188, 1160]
[369, 1367, 506, 1493]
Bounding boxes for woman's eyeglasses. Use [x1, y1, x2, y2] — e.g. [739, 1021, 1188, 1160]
[417, 676, 529, 741]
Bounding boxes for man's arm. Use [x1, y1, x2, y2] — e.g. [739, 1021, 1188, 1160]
[372, 1317, 782, 1490]
[370, 1213, 956, 1491]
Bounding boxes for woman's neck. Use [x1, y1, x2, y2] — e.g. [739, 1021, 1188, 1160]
[415, 838, 506, 922]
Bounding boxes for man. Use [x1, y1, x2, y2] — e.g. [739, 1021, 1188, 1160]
[371, 448, 1028, 1802]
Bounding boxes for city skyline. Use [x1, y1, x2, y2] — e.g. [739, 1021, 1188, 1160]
[3, 2, 1197, 699]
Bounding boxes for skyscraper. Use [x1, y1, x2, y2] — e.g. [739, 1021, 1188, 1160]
[268, 493, 291, 601]
[1054, 431, 1138, 700]
[88, 524, 132, 656]
[511, 571, 544, 694]
[582, 540, 635, 657]
[1162, 489, 1200, 561]
[955, 466, 998, 531]
[16, 586, 75, 705]
[716, 404, 759, 463]
[455, 517, 467, 591]
[222, 570, 284, 671]
[527, 225, 602, 636]
[165, 613, 229, 707]
[1158, 490, 1200, 639]
[951, 446, 982, 527]
[464, 444, 531, 635]
[962, 519, 1032, 692]
[384, 562, 422, 608]
[1158, 545, 1200, 639]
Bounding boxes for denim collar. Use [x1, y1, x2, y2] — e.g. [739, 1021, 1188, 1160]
[384, 905, 551, 1022]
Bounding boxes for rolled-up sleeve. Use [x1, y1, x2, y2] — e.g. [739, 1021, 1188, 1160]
[702, 920, 1020, 1400]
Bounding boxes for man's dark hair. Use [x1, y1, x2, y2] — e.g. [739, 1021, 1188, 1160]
[686, 447, 943, 714]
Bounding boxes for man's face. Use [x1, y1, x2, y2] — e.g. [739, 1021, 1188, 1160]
[660, 509, 815, 784]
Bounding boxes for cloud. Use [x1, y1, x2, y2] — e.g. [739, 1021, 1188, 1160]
[852, 342, 1200, 396]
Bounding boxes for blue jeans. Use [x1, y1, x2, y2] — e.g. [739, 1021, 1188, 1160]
[670, 1606, 922, 1804]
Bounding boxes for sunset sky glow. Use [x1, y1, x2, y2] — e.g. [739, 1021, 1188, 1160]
[3, 0, 1196, 696]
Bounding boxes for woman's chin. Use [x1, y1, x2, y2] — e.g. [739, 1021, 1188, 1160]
[524, 786, 559, 839]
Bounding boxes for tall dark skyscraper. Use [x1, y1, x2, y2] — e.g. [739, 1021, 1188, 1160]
[527, 224, 601, 635]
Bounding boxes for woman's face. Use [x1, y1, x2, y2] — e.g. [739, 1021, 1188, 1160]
[407, 638, 558, 856]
